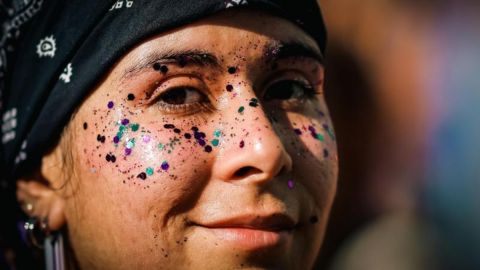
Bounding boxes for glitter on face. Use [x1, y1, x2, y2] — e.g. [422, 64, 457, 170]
[137, 172, 147, 180]
[146, 167, 154, 176]
[125, 148, 132, 156]
[238, 106, 245, 114]
[131, 123, 139, 132]
[83, 122, 88, 130]
[211, 139, 219, 147]
[249, 98, 259, 107]
[173, 128, 181, 134]
[323, 149, 329, 158]
[127, 93, 135, 101]
[308, 125, 325, 142]
[97, 134, 106, 143]
[107, 101, 114, 109]
[184, 133, 192, 139]
[161, 161, 169, 171]
[121, 119, 130, 126]
[204, 145, 213, 152]
[213, 129, 221, 137]
[158, 143, 165, 150]
[226, 84, 234, 92]
[239, 140, 245, 148]
[228, 67, 237, 74]
[126, 138, 135, 149]
[287, 179, 295, 189]
[160, 65, 169, 74]
[294, 128, 302, 135]
[143, 135, 151, 143]
[105, 153, 116, 163]
[113, 136, 120, 144]
[164, 124, 175, 129]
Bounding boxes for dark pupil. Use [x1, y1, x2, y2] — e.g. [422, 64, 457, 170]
[161, 88, 187, 104]
[264, 81, 300, 101]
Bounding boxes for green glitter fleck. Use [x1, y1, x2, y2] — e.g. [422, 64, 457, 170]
[126, 138, 136, 149]
[316, 133, 325, 142]
[158, 143, 165, 150]
[116, 131, 123, 139]
[214, 129, 221, 137]
[238, 106, 245, 113]
[146, 167, 154, 176]
[131, 123, 139, 132]
[211, 139, 220, 146]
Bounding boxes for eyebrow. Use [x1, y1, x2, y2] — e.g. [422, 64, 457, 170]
[263, 40, 324, 65]
[122, 49, 220, 79]
[121, 40, 323, 80]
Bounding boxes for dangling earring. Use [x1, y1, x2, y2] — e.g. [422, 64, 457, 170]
[24, 217, 65, 270]
[24, 216, 48, 248]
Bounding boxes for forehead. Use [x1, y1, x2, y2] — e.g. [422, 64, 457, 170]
[118, 9, 320, 69]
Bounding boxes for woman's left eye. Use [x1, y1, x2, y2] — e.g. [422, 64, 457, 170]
[263, 80, 314, 102]
[158, 87, 205, 105]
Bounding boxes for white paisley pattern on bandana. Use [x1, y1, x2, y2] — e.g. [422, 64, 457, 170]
[109, 0, 134, 11]
[59, 62, 73, 83]
[0, 0, 44, 111]
[225, 0, 248, 9]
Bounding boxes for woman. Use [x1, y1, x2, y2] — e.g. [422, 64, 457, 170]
[1, 0, 337, 269]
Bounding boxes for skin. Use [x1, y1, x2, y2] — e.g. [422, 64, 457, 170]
[17, 10, 338, 270]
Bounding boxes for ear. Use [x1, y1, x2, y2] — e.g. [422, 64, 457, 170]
[16, 146, 68, 232]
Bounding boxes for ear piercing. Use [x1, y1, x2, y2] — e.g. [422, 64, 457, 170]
[24, 216, 49, 249]
[25, 202, 34, 212]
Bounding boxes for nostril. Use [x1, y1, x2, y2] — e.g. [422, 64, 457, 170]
[234, 166, 261, 178]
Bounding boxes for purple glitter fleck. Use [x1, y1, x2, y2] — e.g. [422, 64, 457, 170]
[113, 136, 120, 144]
[107, 101, 114, 109]
[287, 179, 295, 189]
[161, 161, 169, 171]
[121, 119, 129, 125]
[125, 148, 132, 156]
[294, 129, 302, 135]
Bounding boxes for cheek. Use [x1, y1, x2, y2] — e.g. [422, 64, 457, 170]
[75, 100, 218, 208]
[283, 111, 338, 205]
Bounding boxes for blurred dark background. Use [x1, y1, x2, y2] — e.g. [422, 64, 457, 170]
[317, 0, 480, 269]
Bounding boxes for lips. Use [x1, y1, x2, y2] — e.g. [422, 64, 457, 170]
[193, 213, 298, 250]
[197, 213, 297, 231]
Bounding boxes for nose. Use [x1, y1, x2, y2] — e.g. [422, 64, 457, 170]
[212, 103, 293, 184]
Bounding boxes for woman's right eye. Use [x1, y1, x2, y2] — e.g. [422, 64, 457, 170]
[154, 86, 210, 114]
[158, 87, 206, 105]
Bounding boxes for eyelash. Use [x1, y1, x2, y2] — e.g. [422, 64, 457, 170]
[155, 86, 214, 115]
[153, 75, 320, 114]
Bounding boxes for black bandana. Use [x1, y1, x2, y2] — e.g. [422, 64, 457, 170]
[0, 0, 327, 188]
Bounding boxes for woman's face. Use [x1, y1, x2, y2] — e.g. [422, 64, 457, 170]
[63, 10, 337, 270]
